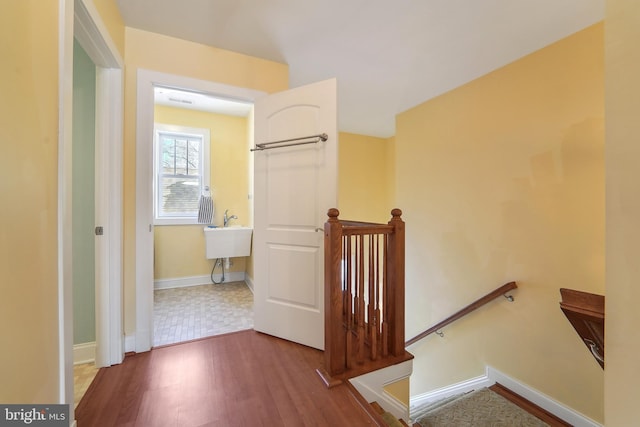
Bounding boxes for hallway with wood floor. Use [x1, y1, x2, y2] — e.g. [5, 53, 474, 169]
[75, 330, 379, 426]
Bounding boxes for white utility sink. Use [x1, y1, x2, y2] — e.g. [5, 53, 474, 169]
[203, 226, 253, 259]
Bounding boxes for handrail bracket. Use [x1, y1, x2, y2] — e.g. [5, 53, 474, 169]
[405, 281, 518, 347]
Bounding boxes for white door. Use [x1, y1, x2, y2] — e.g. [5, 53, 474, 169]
[253, 78, 337, 350]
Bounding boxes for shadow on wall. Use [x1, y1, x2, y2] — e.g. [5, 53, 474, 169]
[426, 118, 604, 321]
[499, 118, 604, 288]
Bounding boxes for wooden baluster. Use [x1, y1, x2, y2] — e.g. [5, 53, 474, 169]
[357, 234, 366, 364]
[370, 234, 379, 361]
[345, 235, 353, 369]
[324, 208, 346, 376]
[377, 233, 382, 357]
[367, 234, 374, 354]
[354, 235, 359, 329]
[352, 235, 359, 364]
[387, 209, 405, 356]
[343, 236, 349, 325]
[382, 233, 389, 357]
[342, 236, 346, 318]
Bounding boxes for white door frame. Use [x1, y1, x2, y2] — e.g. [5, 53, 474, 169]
[74, 0, 124, 368]
[58, 0, 74, 407]
[93, 67, 124, 368]
[58, 0, 124, 404]
[134, 69, 265, 352]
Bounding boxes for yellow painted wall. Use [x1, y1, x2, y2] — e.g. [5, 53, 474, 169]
[0, 1, 60, 402]
[91, 0, 125, 58]
[338, 132, 395, 223]
[604, 1, 640, 425]
[385, 136, 396, 209]
[153, 105, 250, 279]
[383, 378, 410, 407]
[396, 23, 605, 422]
[123, 27, 288, 334]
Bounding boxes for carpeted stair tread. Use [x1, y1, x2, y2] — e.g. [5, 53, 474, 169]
[381, 411, 405, 427]
[371, 401, 407, 427]
[410, 392, 467, 420]
[414, 387, 549, 427]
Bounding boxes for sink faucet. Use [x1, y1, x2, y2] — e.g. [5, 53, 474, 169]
[223, 209, 238, 227]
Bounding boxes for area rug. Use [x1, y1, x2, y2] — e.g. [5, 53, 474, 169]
[415, 388, 549, 427]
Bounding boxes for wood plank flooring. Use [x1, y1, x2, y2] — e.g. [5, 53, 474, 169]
[75, 330, 380, 426]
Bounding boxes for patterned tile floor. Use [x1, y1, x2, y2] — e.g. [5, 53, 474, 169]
[74, 362, 99, 408]
[153, 281, 254, 347]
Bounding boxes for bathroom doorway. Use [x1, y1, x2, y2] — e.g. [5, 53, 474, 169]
[150, 85, 256, 347]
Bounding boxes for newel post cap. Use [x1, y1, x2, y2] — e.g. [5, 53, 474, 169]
[327, 208, 340, 221]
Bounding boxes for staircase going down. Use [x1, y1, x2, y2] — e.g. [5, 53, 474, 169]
[370, 401, 413, 427]
[410, 384, 570, 427]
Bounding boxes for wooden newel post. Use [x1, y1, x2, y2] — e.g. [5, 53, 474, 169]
[324, 208, 346, 375]
[387, 208, 405, 356]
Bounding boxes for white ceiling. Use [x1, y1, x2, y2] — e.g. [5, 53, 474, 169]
[117, 0, 604, 138]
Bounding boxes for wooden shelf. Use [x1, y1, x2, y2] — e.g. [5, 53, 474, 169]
[559, 288, 605, 369]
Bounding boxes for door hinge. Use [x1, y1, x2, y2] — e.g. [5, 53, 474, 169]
[95, 226, 104, 236]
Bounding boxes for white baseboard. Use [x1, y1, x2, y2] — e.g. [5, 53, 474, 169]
[410, 372, 493, 409]
[73, 342, 96, 365]
[154, 273, 246, 290]
[349, 360, 413, 421]
[486, 366, 602, 427]
[124, 334, 136, 353]
[245, 274, 254, 293]
[410, 366, 602, 427]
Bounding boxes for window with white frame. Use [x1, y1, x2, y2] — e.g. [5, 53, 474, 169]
[153, 124, 210, 224]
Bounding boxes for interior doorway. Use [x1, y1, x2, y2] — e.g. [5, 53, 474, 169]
[134, 70, 266, 352]
[71, 38, 97, 406]
[62, 0, 124, 411]
[151, 86, 255, 347]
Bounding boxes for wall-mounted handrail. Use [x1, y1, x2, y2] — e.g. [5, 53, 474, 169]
[250, 132, 328, 151]
[405, 281, 517, 347]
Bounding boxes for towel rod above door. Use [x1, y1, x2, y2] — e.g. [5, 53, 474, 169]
[250, 133, 328, 152]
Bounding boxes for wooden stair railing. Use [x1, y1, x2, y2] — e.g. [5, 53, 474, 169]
[319, 208, 413, 386]
[405, 281, 518, 347]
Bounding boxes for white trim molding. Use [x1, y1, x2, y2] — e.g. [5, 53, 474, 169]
[154, 274, 247, 290]
[124, 334, 136, 354]
[73, 0, 123, 68]
[59, 0, 75, 407]
[349, 360, 413, 421]
[94, 65, 124, 368]
[73, 342, 96, 365]
[245, 274, 255, 293]
[410, 371, 493, 410]
[410, 366, 602, 427]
